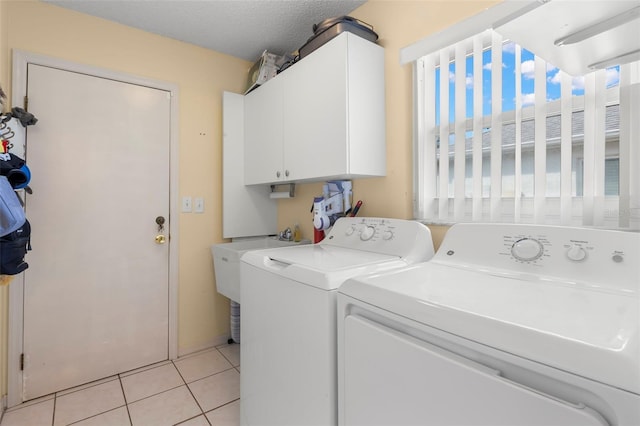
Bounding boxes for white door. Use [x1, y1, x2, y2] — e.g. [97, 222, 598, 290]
[22, 64, 171, 400]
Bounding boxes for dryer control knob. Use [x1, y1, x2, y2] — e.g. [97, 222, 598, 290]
[511, 238, 544, 261]
[360, 225, 376, 241]
[345, 225, 356, 236]
[382, 230, 394, 240]
[566, 245, 587, 262]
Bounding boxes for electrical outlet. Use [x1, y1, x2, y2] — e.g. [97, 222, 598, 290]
[182, 196, 192, 212]
[194, 197, 204, 213]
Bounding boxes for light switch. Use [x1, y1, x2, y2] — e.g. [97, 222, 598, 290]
[182, 196, 192, 212]
[194, 197, 204, 213]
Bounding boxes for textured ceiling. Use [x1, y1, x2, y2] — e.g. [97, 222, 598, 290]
[44, 0, 367, 62]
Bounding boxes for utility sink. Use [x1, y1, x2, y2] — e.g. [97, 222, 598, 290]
[212, 237, 309, 303]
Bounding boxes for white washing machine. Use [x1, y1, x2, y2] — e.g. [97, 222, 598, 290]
[338, 223, 639, 426]
[240, 217, 435, 426]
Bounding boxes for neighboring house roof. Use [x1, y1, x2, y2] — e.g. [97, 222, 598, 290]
[438, 104, 620, 153]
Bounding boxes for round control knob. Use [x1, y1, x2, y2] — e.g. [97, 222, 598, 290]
[511, 238, 544, 261]
[360, 226, 376, 241]
[382, 230, 394, 240]
[566, 245, 587, 262]
[345, 226, 356, 236]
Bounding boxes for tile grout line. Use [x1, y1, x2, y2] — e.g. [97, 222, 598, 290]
[65, 405, 128, 426]
[170, 359, 212, 425]
[119, 360, 173, 379]
[51, 393, 56, 426]
[217, 343, 239, 366]
[118, 375, 134, 426]
[174, 413, 213, 426]
[57, 378, 129, 426]
[54, 376, 120, 399]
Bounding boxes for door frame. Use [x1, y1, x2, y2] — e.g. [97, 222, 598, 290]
[7, 49, 180, 407]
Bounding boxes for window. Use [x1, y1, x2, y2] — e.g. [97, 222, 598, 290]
[407, 6, 639, 229]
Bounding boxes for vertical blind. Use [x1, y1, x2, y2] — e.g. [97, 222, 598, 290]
[414, 29, 640, 229]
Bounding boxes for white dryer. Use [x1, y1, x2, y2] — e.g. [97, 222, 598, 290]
[240, 217, 435, 426]
[338, 223, 639, 426]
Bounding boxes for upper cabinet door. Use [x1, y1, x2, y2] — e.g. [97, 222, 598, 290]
[244, 76, 285, 185]
[283, 34, 349, 182]
[343, 34, 386, 178]
[223, 92, 277, 238]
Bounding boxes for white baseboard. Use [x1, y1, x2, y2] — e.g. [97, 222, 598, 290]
[177, 333, 231, 358]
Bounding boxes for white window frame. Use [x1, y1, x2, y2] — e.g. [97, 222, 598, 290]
[404, 2, 640, 229]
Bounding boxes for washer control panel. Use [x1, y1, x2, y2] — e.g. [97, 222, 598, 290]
[342, 220, 395, 242]
[502, 233, 602, 266]
[322, 217, 435, 261]
[510, 237, 546, 262]
[435, 223, 638, 293]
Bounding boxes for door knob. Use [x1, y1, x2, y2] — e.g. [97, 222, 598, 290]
[155, 234, 166, 244]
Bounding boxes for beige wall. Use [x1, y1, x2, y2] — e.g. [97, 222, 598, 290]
[276, 0, 498, 246]
[0, 0, 499, 401]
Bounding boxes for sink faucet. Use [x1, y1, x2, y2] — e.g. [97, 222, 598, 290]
[279, 227, 292, 241]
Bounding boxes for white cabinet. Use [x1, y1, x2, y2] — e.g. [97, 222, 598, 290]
[244, 75, 285, 184]
[244, 32, 385, 185]
[222, 92, 277, 238]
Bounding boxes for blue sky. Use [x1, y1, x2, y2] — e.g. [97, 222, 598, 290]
[435, 41, 621, 123]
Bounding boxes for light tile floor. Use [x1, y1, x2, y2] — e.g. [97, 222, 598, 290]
[0, 344, 240, 426]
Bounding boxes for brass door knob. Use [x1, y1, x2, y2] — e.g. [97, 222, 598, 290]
[155, 234, 166, 244]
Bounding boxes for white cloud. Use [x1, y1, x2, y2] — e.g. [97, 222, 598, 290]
[521, 60, 535, 79]
[606, 67, 620, 87]
[483, 62, 507, 71]
[545, 69, 586, 91]
[572, 75, 585, 91]
[544, 67, 618, 90]
[503, 42, 516, 54]
[448, 71, 476, 89]
[466, 74, 474, 89]
[548, 70, 562, 85]
[522, 93, 536, 106]
[520, 59, 557, 80]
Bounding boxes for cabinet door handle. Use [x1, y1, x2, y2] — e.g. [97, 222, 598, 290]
[285, 170, 290, 177]
[276, 171, 281, 178]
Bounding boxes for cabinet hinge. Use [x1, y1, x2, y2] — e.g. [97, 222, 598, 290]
[23, 96, 28, 111]
[20, 353, 24, 371]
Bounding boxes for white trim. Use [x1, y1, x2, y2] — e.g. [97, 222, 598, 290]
[8, 50, 180, 407]
[399, 0, 543, 65]
[177, 333, 231, 358]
